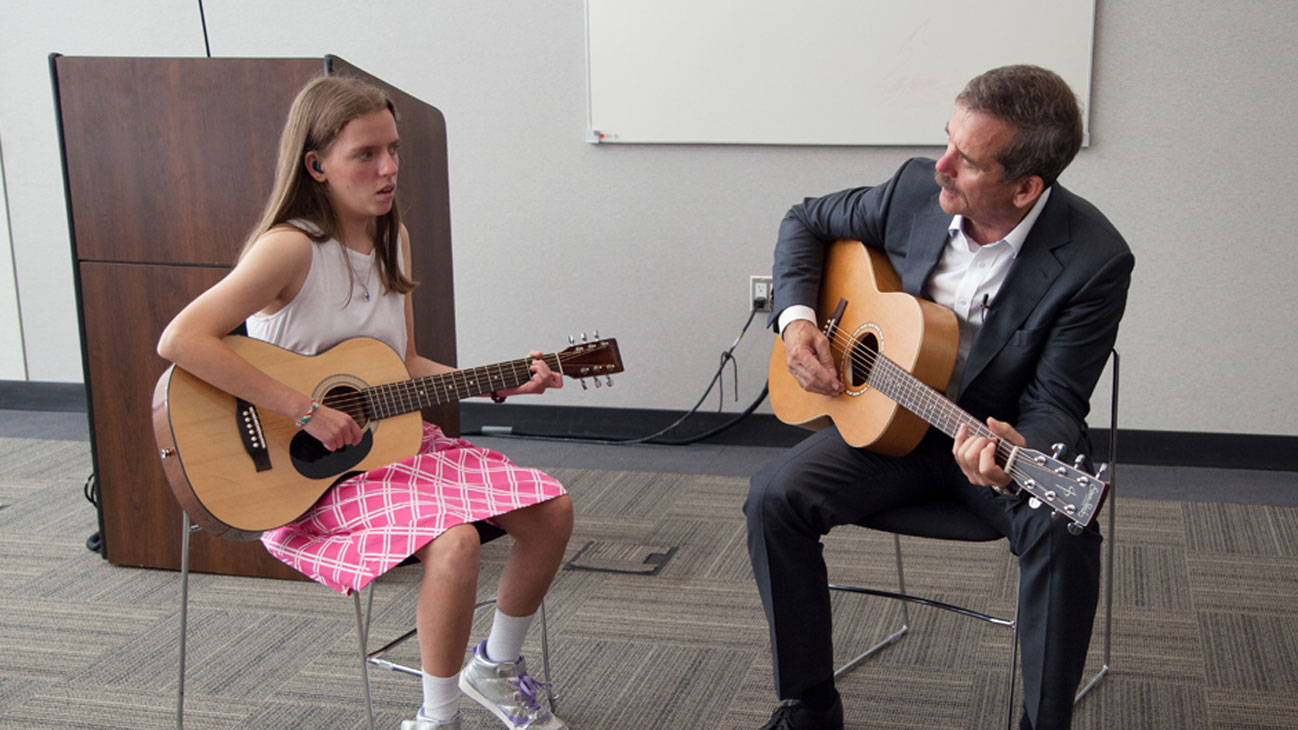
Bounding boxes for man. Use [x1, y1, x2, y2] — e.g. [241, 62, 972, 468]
[745, 65, 1133, 730]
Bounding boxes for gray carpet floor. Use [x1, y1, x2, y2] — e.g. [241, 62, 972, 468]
[2, 419, 1298, 728]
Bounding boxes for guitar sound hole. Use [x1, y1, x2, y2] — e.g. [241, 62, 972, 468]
[289, 428, 374, 478]
[289, 431, 332, 463]
[845, 333, 879, 389]
[322, 386, 369, 429]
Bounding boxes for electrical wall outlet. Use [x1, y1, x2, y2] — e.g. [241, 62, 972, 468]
[749, 275, 773, 312]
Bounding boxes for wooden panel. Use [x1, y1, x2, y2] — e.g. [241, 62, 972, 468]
[328, 56, 460, 435]
[79, 262, 302, 579]
[55, 57, 323, 265]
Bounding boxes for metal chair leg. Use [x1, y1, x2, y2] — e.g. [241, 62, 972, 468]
[1005, 587, 1020, 730]
[1075, 482, 1115, 702]
[1076, 348, 1119, 702]
[177, 513, 192, 730]
[831, 533, 911, 677]
[354, 592, 376, 730]
[831, 531, 1026, 728]
[177, 514, 203, 729]
[893, 533, 911, 628]
[538, 599, 558, 712]
[364, 581, 375, 644]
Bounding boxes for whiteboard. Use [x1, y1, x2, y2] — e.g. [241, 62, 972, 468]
[585, 0, 1094, 146]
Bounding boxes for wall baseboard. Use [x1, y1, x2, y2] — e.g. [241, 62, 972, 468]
[0, 380, 87, 412]
[6, 380, 1292, 472]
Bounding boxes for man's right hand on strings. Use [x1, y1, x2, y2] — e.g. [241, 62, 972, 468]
[782, 318, 846, 397]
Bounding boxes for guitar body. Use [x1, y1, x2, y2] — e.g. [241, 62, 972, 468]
[769, 240, 960, 455]
[153, 336, 424, 539]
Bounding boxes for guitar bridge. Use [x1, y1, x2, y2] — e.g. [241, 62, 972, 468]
[235, 398, 272, 473]
[823, 298, 849, 339]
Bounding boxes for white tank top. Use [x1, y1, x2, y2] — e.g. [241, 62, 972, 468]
[246, 221, 408, 358]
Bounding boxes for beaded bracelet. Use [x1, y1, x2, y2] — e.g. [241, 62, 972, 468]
[295, 400, 320, 428]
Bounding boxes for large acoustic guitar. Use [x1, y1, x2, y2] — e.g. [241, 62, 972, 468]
[768, 240, 1107, 531]
[153, 335, 623, 539]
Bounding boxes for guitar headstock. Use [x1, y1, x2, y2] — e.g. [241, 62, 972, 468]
[1008, 446, 1108, 531]
[557, 338, 624, 387]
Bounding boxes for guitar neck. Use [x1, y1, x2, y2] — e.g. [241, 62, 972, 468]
[865, 354, 998, 444]
[360, 353, 561, 420]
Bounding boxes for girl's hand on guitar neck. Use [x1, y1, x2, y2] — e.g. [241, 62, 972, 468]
[953, 417, 1026, 489]
[494, 350, 563, 398]
[782, 320, 846, 397]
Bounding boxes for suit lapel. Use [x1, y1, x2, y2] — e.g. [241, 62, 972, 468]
[900, 208, 952, 296]
[958, 191, 1070, 396]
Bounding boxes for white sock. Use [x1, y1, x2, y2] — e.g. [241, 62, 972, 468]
[420, 671, 460, 722]
[485, 608, 534, 663]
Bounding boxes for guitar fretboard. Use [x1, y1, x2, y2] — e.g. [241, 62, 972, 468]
[855, 349, 1016, 463]
[353, 354, 562, 420]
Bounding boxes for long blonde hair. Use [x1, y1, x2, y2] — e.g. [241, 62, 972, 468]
[242, 75, 417, 296]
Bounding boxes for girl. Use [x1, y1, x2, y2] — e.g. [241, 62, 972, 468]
[157, 76, 572, 730]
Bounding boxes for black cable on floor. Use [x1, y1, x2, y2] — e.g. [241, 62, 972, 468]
[83, 472, 102, 553]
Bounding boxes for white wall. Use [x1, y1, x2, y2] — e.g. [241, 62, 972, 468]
[1, 0, 1295, 437]
[0, 142, 21, 379]
[0, 0, 203, 382]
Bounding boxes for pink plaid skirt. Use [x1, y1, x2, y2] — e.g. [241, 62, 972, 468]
[261, 423, 566, 595]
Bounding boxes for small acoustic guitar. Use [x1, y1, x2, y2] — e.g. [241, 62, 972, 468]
[153, 335, 623, 539]
[768, 240, 1107, 531]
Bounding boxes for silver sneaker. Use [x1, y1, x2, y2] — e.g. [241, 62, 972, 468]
[401, 711, 461, 729]
[459, 640, 565, 729]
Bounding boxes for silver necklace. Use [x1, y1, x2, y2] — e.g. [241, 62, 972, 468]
[346, 246, 376, 302]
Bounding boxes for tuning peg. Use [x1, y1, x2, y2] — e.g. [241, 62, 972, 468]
[1028, 497, 1042, 510]
[568, 335, 575, 344]
[579, 379, 588, 390]
[593, 329, 599, 339]
[1051, 442, 1066, 459]
[581, 332, 588, 342]
[593, 377, 602, 388]
[1094, 463, 1109, 481]
[1067, 522, 1084, 536]
[605, 375, 613, 387]
[1073, 454, 1087, 469]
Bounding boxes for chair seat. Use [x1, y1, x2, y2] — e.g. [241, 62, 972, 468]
[854, 500, 1002, 542]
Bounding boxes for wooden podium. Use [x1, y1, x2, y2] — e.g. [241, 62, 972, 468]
[53, 55, 459, 578]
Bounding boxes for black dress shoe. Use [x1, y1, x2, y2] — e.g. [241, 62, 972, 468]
[758, 697, 845, 730]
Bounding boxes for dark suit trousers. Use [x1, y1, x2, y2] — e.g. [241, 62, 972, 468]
[744, 426, 1101, 730]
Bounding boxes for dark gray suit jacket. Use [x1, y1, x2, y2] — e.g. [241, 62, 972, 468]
[770, 157, 1134, 457]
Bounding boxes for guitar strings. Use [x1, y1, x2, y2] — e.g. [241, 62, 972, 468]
[289, 353, 564, 419]
[818, 325, 1088, 502]
[814, 325, 1050, 488]
[310, 358, 539, 412]
[816, 324, 992, 440]
[321, 357, 544, 413]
